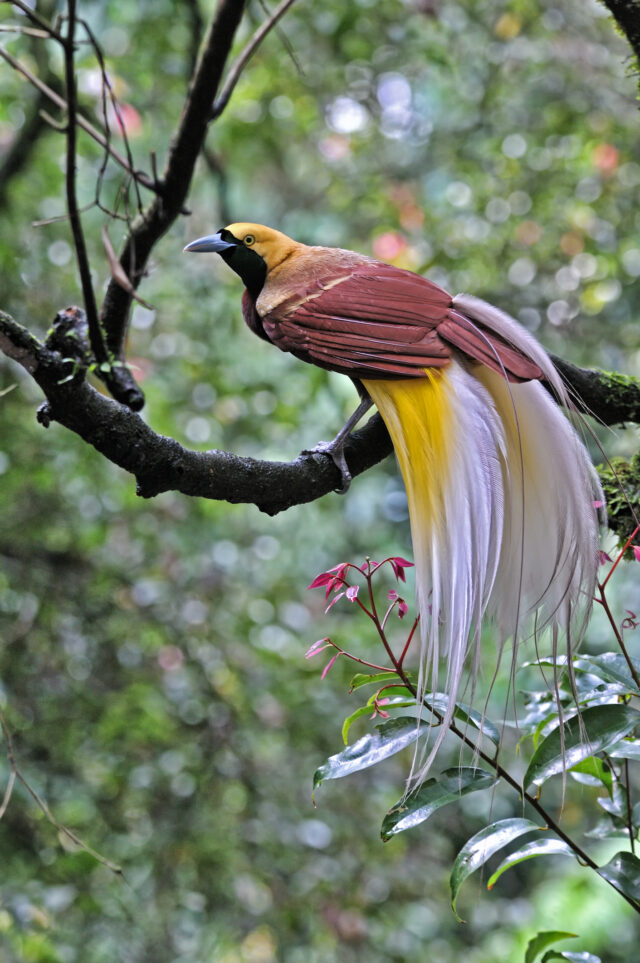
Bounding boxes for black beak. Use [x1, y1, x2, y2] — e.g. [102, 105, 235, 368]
[183, 232, 237, 254]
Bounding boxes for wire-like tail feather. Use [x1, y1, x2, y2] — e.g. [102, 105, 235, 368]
[362, 296, 602, 787]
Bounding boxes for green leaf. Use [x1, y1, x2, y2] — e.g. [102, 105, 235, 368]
[451, 818, 543, 919]
[568, 756, 612, 793]
[349, 672, 407, 691]
[608, 739, 640, 760]
[341, 697, 415, 744]
[597, 851, 640, 903]
[585, 816, 629, 840]
[487, 839, 575, 889]
[426, 692, 501, 746]
[313, 716, 429, 791]
[523, 705, 640, 790]
[381, 767, 497, 841]
[542, 953, 601, 962]
[578, 653, 640, 693]
[541, 954, 601, 963]
[524, 931, 577, 963]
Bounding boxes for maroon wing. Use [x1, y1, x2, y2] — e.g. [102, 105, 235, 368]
[259, 262, 543, 382]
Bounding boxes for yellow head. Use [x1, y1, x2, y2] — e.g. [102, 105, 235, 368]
[222, 222, 297, 271]
[184, 222, 298, 296]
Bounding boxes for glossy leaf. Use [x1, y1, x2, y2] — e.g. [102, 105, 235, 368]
[568, 756, 612, 793]
[578, 653, 640, 693]
[541, 953, 601, 962]
[487, 839, 575, 889]
[451, 818, 543, 918]
[341, 696, 415, 744]
[584, 817, 629, 840]
[524, 931, 578, 963]
[597, 851, 640, 902]
[523, 704, 640, 790]
[425, 693, 501, 746]
[381, 767, 497, 841]
[608, 739, 640, 761]
[313, 716, 429, 791]
[349, 672, 411, 691]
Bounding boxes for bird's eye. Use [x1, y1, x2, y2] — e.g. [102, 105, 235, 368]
[244, 234, 255, 246]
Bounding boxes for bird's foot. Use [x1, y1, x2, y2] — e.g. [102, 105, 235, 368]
[304, 440, 352, 494]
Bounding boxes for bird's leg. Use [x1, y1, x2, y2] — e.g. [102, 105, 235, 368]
[305, 395, 373, 493]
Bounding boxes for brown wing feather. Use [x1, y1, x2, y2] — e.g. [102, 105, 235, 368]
[258, 259, 543, 383]
[439, 309, 544, 382]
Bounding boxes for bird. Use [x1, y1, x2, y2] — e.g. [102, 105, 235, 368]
[184, 222, 603, 783]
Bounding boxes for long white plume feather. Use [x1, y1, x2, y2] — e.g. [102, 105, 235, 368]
[364, 295, 602, 788]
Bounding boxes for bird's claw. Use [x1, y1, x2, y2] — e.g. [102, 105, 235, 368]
[303, 440, 352, 494]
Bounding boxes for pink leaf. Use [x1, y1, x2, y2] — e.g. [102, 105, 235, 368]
[632, 545, 640, 563]
[346, 585, 359, 602]
[598, 550, 613, 565]
[321, 653, 341, 679]
[360, 559, 379, 573]
[390, 557, 414, 582]
[308, 572, 335, 590]
[398, 599, 408, 619]
[370, 708, 390, 719]
[388, 589, 399, 602]
[593, 500, 605, 509]
[326, 562, 349, 577]
[325, 591, 345, 612]
[305, 638, 332, 659]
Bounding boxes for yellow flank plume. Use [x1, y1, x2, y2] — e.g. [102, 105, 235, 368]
[363, 371, 453, 529]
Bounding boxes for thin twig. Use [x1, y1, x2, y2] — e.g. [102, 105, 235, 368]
[0, 705, 122, 874]
[257, 0, 304, 77]
[6, 0, 66, 44]
[0, 45, 156, 191]
[602, 524, 640, 590]
[0, 25, 51, 37]
[624, 758, 636, 856]
[595, 582, 640, 691]
[63, 0, 107, 366]
[79, 16, 144, 214]
[211, 0, 300, 119]
[0, 769, 16, 821]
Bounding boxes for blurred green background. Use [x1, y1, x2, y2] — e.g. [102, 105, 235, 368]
[0, 1, 639, 960]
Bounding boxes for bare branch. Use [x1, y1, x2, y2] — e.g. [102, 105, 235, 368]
[0, 45, 156, 191]
[97, 0, 248, 383]
[6, 0, 66, 44]
[211, 0, 301, 120]
[600, 0, 640, 86]
[0, 308, 392, 515]
[78, 16, 144, 216]
[63, 0, 106, 367]
[2, 307, 640, 527]
[0, 704, 122, 875]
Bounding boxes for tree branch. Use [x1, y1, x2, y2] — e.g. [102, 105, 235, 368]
[211, 0, 300, 120]
[0, 45, 157, 192]
[0, 308, 392, 515]
[2, 307, 640, 527]
[552, 356, 640, 424]
[63, 0, 106, 370]
[97, 0, 248, 402]
[600, 0, 640, 86]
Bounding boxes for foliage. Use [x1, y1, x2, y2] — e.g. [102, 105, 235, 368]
[0, 0, 640, 961]
[307, 549, 640, 930]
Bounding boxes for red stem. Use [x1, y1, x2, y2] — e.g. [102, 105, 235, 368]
[595, 582, 640, 690]
[398, 617, 420, 669]
[602, 524, 640, 589]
